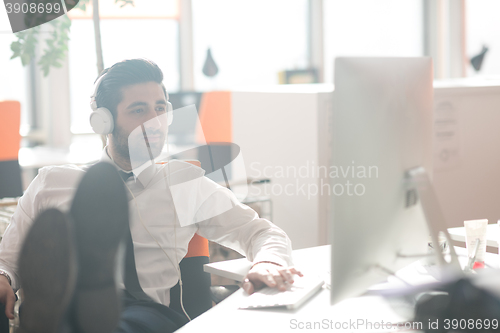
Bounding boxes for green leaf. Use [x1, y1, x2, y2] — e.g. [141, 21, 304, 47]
[20, 54, 31, 66]
[116, 0, 135, 8]
[75, 0, 90, 11]
[9, 0, 134, 75]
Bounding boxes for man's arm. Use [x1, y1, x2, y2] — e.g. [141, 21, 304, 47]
[0, 275, 15, 319]
[0, 171, 47, 318]
[0, 174, 43, 292]
[242, 262, 303, 294]
[194, 183, 300, 293]
[0, 164, 84, 294]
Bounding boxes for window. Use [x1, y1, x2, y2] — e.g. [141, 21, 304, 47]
[466, 0, 500, 77]
[192, 0, 309, 91]
[0, 34, 30, 135]
[68, 18, 179, 133]
[323, 0, 424, 82]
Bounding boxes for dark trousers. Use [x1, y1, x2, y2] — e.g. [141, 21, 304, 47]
[0, 304, 8, 333]
[115, 290, 189, 333]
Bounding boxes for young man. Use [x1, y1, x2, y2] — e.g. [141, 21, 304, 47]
[0, 59, 300, 332]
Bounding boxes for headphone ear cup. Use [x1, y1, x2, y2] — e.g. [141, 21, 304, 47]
[90, 107, 114, 135]
[167, 101, 173, 126]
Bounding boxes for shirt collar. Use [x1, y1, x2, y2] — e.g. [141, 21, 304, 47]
[100, 147, 157, 187]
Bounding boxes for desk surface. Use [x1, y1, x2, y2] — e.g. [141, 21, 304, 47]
[185, 244, 500, 333]
[177, 286, 412, 333]
[205, 226, 500, 283]
[204, 245, 330, 282]
[183, 246, 420, 333]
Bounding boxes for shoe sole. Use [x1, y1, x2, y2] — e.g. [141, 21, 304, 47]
[69, 162, 129, 333]
[18, 208, 76, 333]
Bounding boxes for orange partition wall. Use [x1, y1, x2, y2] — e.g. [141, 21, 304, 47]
[184, 233, 209, 258]
[196, 91, 232, 143]
[0, 101, 21, 161]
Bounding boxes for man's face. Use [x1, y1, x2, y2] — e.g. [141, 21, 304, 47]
[110, 81, 168, 166]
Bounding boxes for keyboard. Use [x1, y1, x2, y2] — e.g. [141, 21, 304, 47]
[238, 275, 325, 310]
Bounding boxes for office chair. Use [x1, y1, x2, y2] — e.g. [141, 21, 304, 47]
[169, 234, 240, 318]
[169, 233, 212, 319]
[0, 101, 23, 199]
[163, 159, 239, 318]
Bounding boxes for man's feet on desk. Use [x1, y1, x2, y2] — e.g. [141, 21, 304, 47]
[18, 208, 76, 333]
[70, 162, 130, 333]
[18, 162, 130, 333]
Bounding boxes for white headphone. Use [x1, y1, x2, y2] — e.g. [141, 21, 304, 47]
[89, 74, 173, 135]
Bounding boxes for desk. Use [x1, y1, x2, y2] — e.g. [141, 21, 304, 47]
[179, 246, 424, 333]
[179, 245, 500, 333]
[176, 286, 413, 333]
[204, 245, 330, 282]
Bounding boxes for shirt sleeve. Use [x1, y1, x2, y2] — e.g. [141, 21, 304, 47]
[194, 178, 293, 267]
[0, 169, 46, 291]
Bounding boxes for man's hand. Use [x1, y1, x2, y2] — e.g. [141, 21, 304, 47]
[0, 275, 15, 320]
[242, 262, 303, 295]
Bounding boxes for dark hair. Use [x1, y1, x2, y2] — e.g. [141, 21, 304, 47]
[94, 58, 167, 121]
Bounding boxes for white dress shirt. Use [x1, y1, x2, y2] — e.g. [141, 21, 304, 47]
[0, 149, 293, 305]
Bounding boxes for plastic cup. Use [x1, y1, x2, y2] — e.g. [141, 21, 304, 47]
[464, 219, 488, 269]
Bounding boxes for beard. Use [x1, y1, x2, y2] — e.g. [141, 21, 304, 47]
[111, 124, 166, 168]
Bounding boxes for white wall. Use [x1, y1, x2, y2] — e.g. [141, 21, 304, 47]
[433, 80, 500, 227]
[232, 85, 333, 250]
[232, 80, 500, 250]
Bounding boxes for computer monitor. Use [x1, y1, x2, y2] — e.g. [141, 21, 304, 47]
[330, 57, 461, 305]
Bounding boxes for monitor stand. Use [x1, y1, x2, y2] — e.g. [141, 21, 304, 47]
[406, 167, 462, 278]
